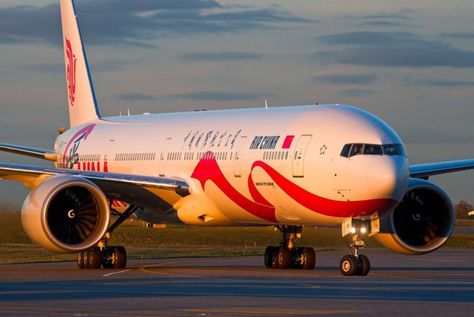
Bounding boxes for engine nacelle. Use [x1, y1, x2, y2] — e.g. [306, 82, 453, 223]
[373, 178, 455, 255]
[21, 175, 110, 253]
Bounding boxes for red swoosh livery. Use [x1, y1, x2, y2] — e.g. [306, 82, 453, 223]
[192, 153, 397, 222]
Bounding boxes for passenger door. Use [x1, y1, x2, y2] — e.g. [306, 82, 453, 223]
[292, 134, 312, 178]
[233, 136, 247, 178]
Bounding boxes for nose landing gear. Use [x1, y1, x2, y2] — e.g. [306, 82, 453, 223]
[264, 225, 316, 270]
[339, 236, 371, 276]
[339, 219, 372, 276]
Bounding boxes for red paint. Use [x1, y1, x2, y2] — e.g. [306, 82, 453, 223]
[191, 152, 397, 222]
[65, 38, 77, 107]
[250, 161, 397, 217]
[191, 153, 276, 222]
[282, 135, 294, 149]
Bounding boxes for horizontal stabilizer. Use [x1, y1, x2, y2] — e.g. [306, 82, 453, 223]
[0, 143, 58, 161]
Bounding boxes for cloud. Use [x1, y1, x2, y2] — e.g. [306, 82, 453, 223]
[115, 93, 157, 101]
[360, 20, 413, 27]
[345, 11, 416, 28]
[359, 13, 411, 21]
[314, 32, 474, 68]
[179, 51, 263, 62]
[0, 4, 59, 45]
[338, 89, 372, 97]
[404, 77, 474, 87]
[168, 91, 273, 101]
[0, 1, 308, 46]
[13, 58, 134, 75]
[439, 33, 474, 40]
[20, 63, 63, 74]
[313, 73, 378, 85]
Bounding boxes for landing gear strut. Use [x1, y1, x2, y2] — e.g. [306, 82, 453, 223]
[339, 234, 371, 276]
[77, 204, 139, 269]
[264, 225, 316, 270]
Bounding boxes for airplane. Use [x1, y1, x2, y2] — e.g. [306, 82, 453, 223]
[1, 0, 473, 276]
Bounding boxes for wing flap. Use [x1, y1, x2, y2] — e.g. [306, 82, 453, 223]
[410, 159, 474, 179]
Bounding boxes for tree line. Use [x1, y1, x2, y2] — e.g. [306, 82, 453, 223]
[456, 201, 474, 219]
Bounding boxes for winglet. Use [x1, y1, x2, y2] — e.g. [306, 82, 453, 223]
[60, 0, 100, 127]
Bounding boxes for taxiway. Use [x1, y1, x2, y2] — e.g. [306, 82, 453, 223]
[0, 249, 473, 316]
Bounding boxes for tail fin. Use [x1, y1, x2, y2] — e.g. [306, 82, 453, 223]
[60, 0, 100, 127]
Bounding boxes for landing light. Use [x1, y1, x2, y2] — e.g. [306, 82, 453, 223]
[360, 226, 367, 234]
[350, 227, 357, 234]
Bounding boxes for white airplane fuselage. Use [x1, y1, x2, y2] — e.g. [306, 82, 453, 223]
[54, 104, 410, 227]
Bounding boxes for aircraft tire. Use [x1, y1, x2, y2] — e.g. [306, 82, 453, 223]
[275, 246, 292, 269]
[357, 254, 370, 276]
[340, 255, 360, 276]
[112, 246, 127, 269]
[87, 246, 102, 269]
[77, 251, 87, 269]
[264, 246, 276, 268]
[300, 247, 316, 270]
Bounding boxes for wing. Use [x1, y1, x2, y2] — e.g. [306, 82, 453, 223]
[0, 162, 190, 209]
[410, 159, 474, 179]
[0, 143, 58, 161]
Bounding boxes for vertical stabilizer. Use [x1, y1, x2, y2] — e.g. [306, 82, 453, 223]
[60, 0, 100, 127]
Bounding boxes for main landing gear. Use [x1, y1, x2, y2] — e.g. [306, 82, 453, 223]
[339, 219, 371, 276]
[77, 205, 139, 269]
[264, 225, 316, 270]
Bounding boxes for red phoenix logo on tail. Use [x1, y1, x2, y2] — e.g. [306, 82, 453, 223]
[65, 38, 77, 107]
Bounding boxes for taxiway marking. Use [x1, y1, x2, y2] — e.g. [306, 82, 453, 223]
[102, 269, 130, 277]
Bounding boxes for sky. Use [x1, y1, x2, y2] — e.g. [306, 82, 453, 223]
[0, 0, 473, 208]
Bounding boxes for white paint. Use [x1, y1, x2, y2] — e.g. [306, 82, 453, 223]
[102, 269, 130, 277]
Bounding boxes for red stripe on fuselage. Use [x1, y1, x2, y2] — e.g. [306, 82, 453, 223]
[191, 153, 276, 222]
[191, 152, 397, 222]
[251, 161, 397, 218]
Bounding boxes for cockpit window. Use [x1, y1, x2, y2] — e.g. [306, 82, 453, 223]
[382, 144, 406, 157]
[364, 144, 383, 155]
[340, 143, 406, 158]
[340, 144, 351, 157]
[350, 144, 364, 156]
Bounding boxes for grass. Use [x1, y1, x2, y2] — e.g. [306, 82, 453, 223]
[1, 211, 473, 264]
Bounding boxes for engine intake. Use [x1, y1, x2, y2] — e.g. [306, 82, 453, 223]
[374, 178, 455, 255]
[21, 175, 110, 253]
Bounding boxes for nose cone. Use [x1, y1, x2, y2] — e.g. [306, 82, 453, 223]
[368, 156, 409, 202]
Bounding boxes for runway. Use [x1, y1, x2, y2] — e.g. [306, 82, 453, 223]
[0, 249, 473, 316]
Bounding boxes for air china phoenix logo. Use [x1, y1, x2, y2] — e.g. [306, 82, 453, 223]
[65, 38, 77, 107]
[61, 124, 96, 169]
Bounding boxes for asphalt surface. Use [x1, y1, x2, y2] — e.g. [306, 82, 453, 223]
[0, 249, 473, 316]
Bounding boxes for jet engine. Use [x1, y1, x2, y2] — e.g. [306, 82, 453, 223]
[373, 178, 455, 255]
[21, 175, 110, 253]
